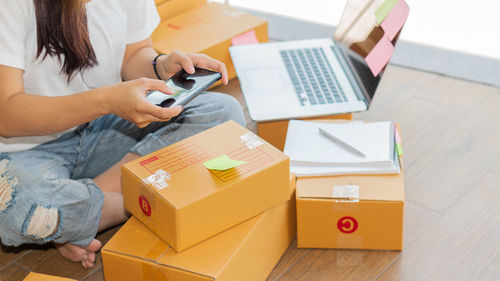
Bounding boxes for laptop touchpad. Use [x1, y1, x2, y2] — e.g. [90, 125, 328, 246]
[241, 68, 285, 94]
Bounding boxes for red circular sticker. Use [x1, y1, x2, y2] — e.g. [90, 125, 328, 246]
[337, 216, 358, 234]
[138, 195, 152, 217]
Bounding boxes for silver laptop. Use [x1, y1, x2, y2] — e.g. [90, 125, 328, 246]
[229, 1, 404, 122]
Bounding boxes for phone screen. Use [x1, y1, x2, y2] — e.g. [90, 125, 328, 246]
[146, 67, 222, 108]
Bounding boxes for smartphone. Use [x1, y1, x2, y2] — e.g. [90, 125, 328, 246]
[146, 67, 222, 108]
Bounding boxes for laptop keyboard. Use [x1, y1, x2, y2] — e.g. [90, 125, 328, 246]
[280, 47, 347, 106]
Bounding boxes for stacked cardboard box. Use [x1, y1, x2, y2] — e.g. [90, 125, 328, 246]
[152, 1, 268, 85]
[294, 121, 405, 250]
[22, 273, 75, 281]
[103, 121, 295, 280]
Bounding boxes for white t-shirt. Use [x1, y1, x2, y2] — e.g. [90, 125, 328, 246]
[0, 0, 160, 152]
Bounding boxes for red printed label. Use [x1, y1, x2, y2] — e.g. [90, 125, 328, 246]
[337, 216, 358, 234]
[138, 195, 152, 217]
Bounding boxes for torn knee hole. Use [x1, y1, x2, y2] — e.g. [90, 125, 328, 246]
[23, 205, 60, 239]
[0, 158, 18, 212]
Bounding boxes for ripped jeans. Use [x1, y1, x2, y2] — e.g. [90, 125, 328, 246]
[0, 92, 245, 247]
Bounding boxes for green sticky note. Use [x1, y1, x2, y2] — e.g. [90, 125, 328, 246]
[203, 155, 247, 171]
[375, 0, 399, 24]
[396, 143, 403, 156]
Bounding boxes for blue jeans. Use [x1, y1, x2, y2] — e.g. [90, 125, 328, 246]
[0, 92, 245, 247]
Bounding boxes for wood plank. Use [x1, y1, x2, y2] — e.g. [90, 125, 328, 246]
[376, 171, 500, 280]
[473, 250, 500, 281]
[0, 244, 31, 271]
[0, 264, 30, 281]
[13, 226, 120, 280]
[274, 248, 400, 281]
[357, 66, 500, 214]
[81, 269, 104, 281]
[14, 244, 98, 280]
[266, 239, 310, 281]
[401, 201, 442, 247]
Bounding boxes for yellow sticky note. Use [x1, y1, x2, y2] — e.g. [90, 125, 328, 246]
[203, 155, 247, 171]
[396, 143, 403, 156]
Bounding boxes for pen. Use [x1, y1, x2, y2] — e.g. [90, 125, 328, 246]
[318, 128, 366, 158]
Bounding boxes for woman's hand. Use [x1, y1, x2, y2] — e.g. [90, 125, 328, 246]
[157, 50, 229, 85]
[105, 78, 183, 128]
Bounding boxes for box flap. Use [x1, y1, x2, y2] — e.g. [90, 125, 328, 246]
[123, 121, 288, 209]
[152, 3, 267, 54]
[104, 214, 262, 279]
[296, 172, 404, 202]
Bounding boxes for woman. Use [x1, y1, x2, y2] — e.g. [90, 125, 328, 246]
[0, 0, 245, 268]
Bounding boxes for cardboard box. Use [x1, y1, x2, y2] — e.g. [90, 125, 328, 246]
[257, 113, 353, 151]
[296, 124, 404, 250]
[103, 175, 297, 281]
[151, 3, 268, 84]
[156, 0, 206, 21]
[155, 0, 168, 6]
[23, 273, 75, 281]
[122, 121, 290, 251]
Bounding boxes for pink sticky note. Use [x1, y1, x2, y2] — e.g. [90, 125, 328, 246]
[381, 0, 409, 40]
[365, 35, 394, 76]
[395, 125, 402, 143]
[231, 30, 259, 46]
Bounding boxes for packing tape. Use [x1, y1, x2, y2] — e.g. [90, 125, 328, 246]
[224, 9, 246, 18]
[240, 132, 265, 149]
[143, 169, 171, 190]
[332, 185, 359, 202]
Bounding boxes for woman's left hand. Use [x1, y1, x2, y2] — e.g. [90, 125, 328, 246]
[157, 50, 229, 85]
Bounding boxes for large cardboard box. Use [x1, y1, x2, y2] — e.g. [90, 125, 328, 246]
[103, 175, 297, 281]
[23, 273, 75, 281]
[257, 113, 353, 151]
[122, 121, 290, 251]
[156, 0, 206, 21]
[296, 125, 404, 250]
[151, 3, 268, 84]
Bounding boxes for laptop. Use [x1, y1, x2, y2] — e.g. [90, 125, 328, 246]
[229, 0, 408, 122]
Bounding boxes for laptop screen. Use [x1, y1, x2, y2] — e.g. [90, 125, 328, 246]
[342, 46, 381, 103]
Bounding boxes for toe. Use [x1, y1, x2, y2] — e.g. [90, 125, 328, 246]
[88, 253, 96, 264]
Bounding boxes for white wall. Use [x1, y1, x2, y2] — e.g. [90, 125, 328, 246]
[210, 0, 500, 59]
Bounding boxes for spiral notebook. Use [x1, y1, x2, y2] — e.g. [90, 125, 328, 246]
[284, 120, 400, 176]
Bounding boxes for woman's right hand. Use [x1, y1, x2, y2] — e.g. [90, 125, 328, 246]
[105, 78, 183, 128]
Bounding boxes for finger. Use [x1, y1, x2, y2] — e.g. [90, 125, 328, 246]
[149, 105, 183, 120]
[190, 54, 228, 84]
[143, 78, 174, 95]
[172, 50, 195, 74]
[141, 101, 183, 120]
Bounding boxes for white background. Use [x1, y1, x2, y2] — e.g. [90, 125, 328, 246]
[210, 0, 500, 60]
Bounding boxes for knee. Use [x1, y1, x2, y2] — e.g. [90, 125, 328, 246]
[22, 204, 60, 241]
[1, 154, 60, 245]
[207, 92, 246, 127]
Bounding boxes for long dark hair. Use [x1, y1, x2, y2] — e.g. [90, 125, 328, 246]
[34, 0, 97, 81]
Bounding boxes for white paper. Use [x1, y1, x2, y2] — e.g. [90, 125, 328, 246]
[284, 120, 394, 167]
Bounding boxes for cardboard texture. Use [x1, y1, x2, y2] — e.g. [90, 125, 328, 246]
[296, 122, 404, 250]
[151, 3, 268, 85]
[22, 273, 75, 281]
[155, 0, 168, 5]
[102, 175, 297, 281]
[257, 113, 353, 151]
[122, 121, 290, 251]
[156, 0, 206, 21]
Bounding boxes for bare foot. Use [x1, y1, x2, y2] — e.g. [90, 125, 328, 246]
[55, 239, 102, 268]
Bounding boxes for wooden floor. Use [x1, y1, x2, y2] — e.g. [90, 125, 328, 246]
[1, 65, 499, 281]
